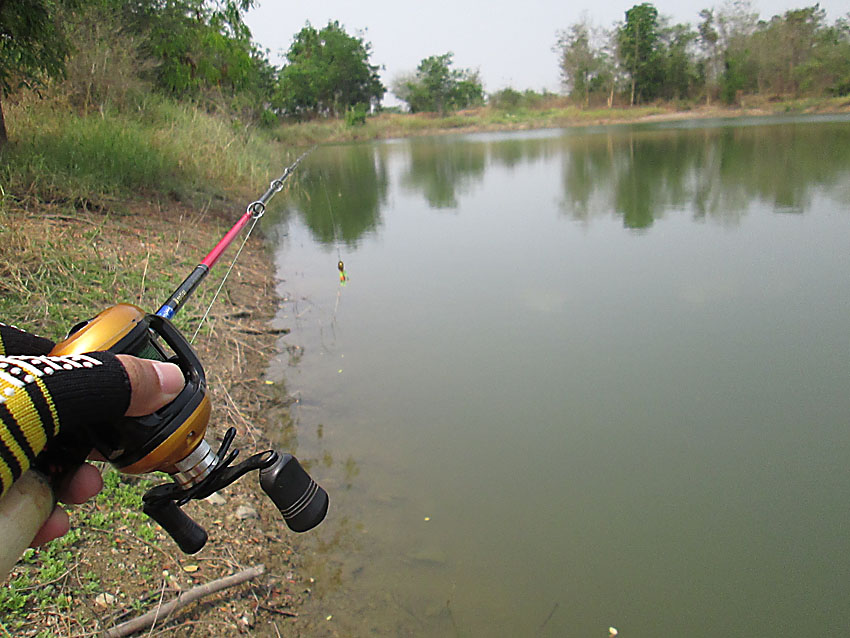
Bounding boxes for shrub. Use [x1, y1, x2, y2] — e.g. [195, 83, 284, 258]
[345, 104, 368, 127]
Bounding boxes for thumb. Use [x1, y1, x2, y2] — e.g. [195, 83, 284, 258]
[116, 355, 186, 416]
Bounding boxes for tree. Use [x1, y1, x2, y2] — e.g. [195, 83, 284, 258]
[0, 0, 79, 146]
[661, 23, 699, 100]
[617, 3, 664, 104]
[714, 0, 759, 102]
[556, 21, 598, 106]
[556, 20, 621, 107]
[751, 5, 826, 94]
[796, 16, 850, 96]
[121, 0, 271, 99]
[275, 21, 384, 119]
[394, 53, 484, 114]
[698, 9, 721, 103]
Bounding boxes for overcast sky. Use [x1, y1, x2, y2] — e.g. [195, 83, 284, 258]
[244, 0, 848, 105]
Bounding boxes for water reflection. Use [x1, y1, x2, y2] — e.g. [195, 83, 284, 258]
[285, 144, 388, 246]
[560, 121, 850, 228]
[278, 117, 850, 244]
[401, 138, 487, 208]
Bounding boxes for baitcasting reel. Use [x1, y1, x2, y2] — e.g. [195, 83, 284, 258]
[44, 303, 328, 553]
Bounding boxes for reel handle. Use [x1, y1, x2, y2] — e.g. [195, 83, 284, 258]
[143, 487, 208, 554]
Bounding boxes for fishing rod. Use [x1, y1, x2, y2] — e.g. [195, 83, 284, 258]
[0, 147, 326, 579]
[158, 146, 313, 320]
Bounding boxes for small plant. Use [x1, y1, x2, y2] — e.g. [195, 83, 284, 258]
[345, 104, 368, 127]
[259, 108, 279, 128]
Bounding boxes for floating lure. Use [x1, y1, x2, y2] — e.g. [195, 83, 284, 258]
[338, 260, 348, 284]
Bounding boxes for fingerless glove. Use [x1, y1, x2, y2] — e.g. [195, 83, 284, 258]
[0, 323, 131, 498]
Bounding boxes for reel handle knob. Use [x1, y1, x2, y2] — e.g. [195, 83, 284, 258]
[259, 453, 328, 532]
[143, 495, 208, 554]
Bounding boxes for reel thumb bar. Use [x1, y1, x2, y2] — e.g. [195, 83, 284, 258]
[157, 147, 314, 319]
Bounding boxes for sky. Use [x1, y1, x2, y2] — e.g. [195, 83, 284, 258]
[244, 0, 848, 105]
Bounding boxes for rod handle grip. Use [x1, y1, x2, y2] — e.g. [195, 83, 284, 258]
[0, 470, 54, 581]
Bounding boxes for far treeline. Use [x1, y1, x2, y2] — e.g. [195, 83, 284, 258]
[556, 1, 850, 107]
[1, 0, 850, 146]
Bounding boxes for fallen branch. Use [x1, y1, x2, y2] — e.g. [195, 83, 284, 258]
[234, 326, 290, 335]
[101, 564, 265, 638]
[258, 605, 298, 618]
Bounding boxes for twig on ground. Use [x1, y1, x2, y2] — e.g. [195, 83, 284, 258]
[138, 249, 150, 304]
[258, 605, 298, 618]
[146, 579, 168, 637]
[537, 602, 559, 635]
[102, 564, 265, 638]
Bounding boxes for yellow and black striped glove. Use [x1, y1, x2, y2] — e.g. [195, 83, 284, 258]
[0, 322, 131, 499]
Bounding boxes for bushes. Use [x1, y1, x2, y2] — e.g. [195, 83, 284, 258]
[345, 104, 368, 127]
[488, 88, 562, 111]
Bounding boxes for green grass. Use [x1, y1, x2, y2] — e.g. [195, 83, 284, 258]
[5, 115, 179, 197]
[0, 92, 292, 636]
[1, 95, 295, 207]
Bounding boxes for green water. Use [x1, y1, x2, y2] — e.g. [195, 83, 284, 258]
[264, 115, 850, 637]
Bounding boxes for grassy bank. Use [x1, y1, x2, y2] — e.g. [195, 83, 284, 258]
[1, 94, 291, 208]
[0, 193, 311, 636]
[271, 95, 850, 146]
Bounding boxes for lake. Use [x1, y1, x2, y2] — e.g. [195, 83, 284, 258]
[262, 115, 850, 637]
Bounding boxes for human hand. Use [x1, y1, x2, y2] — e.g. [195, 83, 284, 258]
[29, 356, 185, 546]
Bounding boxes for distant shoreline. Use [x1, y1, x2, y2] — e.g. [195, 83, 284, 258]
[272, 96, 850, 147]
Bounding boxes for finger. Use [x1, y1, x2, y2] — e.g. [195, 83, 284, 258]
[30, 506, 70, 547]
[116, 355, 185, 417]
[55, 463, 103, 504]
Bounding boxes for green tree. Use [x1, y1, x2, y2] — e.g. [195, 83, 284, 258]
[752, 5, 826, 94]
[661, 23, 699, 100]
[556, 21, 600, 107]
[275, 21, 384, 119]
[0, 0, 79, 146]
[797, 16, 850, 95]
[617, 3, 664, 104]
[712, 0, 758, 103]
[78, 0, 277, 120]
[698, 9, 721, 102]
[127, 0, 270, 98]
[394, 53, 484, 114]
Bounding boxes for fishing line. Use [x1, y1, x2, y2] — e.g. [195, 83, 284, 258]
[319, 172, 349, 286]
[190, 212, 261, 344]
[322, 173, 342, 261]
